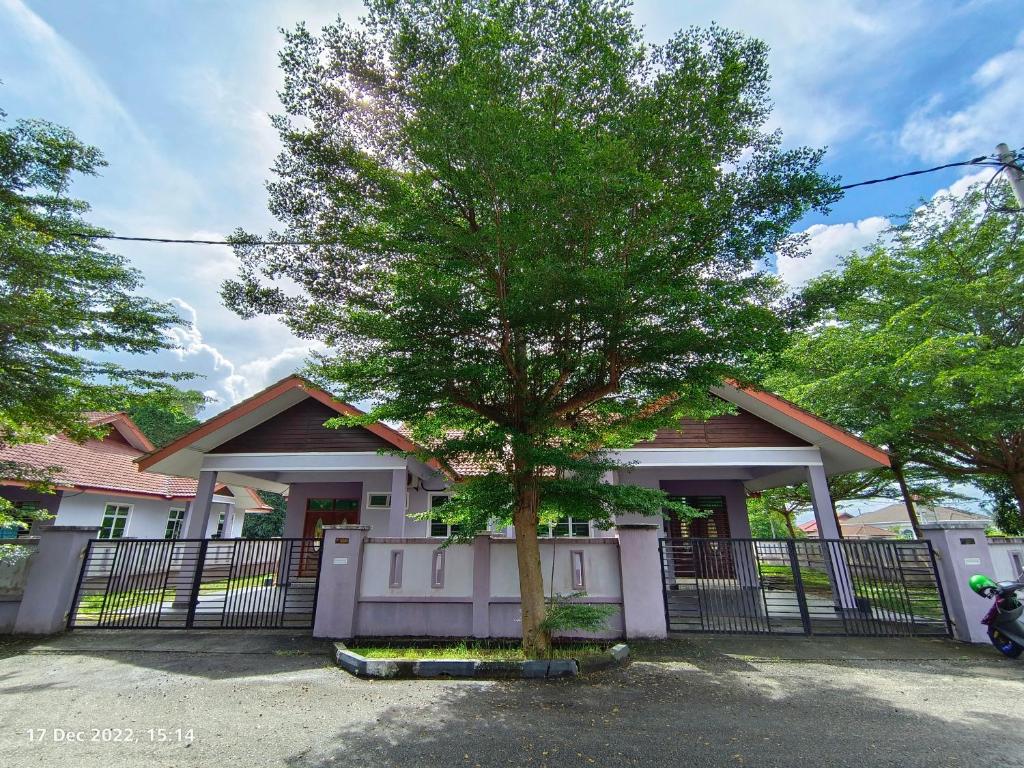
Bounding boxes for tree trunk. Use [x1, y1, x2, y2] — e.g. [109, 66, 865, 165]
[511, 473, 551, 657]
[891, 460, 923, 539]
[784, 512, 797, 539]
[1009, 472, 1024, 522]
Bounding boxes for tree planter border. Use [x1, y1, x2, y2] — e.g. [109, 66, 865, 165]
[333, 641, 629, 679]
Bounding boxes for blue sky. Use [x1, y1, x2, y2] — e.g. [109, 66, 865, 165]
[1, 1, 1021, 431]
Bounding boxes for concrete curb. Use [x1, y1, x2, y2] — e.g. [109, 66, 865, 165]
[333, 642, 630, 679]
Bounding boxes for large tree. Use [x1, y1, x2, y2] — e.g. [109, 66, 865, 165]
[0, 107, 184, 529]
[775, 184, 1024, 532]
[126, 389, 206, 448]
[225, 1, 835, 654]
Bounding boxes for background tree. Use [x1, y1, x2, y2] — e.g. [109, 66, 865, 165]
[126, 389, 205, 448]
[241, 492, 286, 539]
[774, 184, 1023, 534]
[0, 106, 185, 529]
[225, 1, 836, 655]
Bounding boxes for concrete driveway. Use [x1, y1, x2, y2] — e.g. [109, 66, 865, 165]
[0, 631, 1020, 767]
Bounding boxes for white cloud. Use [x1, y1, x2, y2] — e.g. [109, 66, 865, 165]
[777, 216, 890, 288]
[777, 164, 1006, 289]
[163, 298, 318, 412]
[900, 31, 1024, 162]
[633, 0, 939, 149]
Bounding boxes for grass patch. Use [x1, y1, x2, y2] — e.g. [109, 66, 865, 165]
[77, 572, 275, 616]
[347, 641, 608, 661]
[758, 564, 944, 620]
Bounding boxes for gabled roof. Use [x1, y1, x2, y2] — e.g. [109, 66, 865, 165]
[138, 376, 423, 476]
[852, 503, 986, 526]
[84, 411, 156, 452]
[0, 413, 269, 509]
[1, 413, 197, 500]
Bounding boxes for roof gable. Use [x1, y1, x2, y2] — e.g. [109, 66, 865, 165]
[138, 376, 421, 473]
[209, 398, 395, 454]
[633, 406, 811, 449]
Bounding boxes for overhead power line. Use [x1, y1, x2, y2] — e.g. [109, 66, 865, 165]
[66, 151, 1020, 247]
[836, 155, 999, 190]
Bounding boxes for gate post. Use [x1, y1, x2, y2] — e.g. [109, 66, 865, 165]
[920, 521, 991, 643]
[15, 526, 99, 634]
[616, 524, 668, 639]
[313, 525, 369, 639]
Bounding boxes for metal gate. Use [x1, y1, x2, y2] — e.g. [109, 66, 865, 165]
[660, 537, 951, 637]
[68, 538, 322, 630]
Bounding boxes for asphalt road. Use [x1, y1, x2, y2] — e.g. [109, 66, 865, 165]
[0, 632, 1020, 767]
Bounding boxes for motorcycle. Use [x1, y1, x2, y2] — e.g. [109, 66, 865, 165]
[969, 573, 1024, 658]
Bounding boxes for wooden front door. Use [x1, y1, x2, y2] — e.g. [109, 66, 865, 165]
[300, 498, 360, 575]
[302, 498, 360, 539]
[665, 495, 734, 578]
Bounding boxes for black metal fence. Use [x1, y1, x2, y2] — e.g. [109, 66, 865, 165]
[660, 537, 951, 637]
[68, 538, 322, 630]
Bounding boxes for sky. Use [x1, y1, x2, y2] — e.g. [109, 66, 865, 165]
[1, 0, 1021, 512]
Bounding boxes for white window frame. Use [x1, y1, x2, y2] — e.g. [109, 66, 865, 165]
[164, 507, 186, 540]
[366, 492, 392, 509]
[99, 503, 132, 540]
[215, 511, 226, 539]
[539, 516, 592, 538]
[428, 493, 454, 538]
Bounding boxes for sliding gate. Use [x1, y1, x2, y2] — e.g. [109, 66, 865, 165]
[660, 537, 951, 637]
[68, 538, 322, 630]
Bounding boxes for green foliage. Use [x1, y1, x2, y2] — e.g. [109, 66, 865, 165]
[223, 1, 835, 649]
[126, 389, 206, 447]
[980, 476, 1024, 535]
[412, 454, 704, 542]
[774, 184, 1024, 521]
[0, 106, 187, 529]
[227, 0, 833, 510]
[539, 593, 617, 634]
[242, 491, 286, 538]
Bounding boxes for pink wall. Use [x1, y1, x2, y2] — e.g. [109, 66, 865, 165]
[314, 531, 647, 640]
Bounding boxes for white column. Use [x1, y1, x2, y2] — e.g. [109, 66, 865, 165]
[220, 504, 235, 539]
[806, 464, 841, 538]
[805, 465, 858, 611]
[387, 468, 407, 537]
[183, 470, 218, 539]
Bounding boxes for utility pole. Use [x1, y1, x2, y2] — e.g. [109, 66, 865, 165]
[996, 143, 1024, 208]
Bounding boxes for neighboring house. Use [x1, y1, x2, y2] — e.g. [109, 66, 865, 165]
[798, 513, 854, 536]
[0, 412, 269, 540]
[799, 503, 987, 540]
[138, 375, 891, 547]
[850, 503, 988, 538]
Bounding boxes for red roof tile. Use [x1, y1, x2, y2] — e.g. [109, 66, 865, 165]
[0, 430, 200, 498]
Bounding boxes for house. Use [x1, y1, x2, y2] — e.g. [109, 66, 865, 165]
[798, 512, 854, 536]
[16, 374, 945, 641]
[849, 503, 988, 538]
[138, 375, 890, 547]
[0, 412, 269, 540]
[799, 503, 986, 540]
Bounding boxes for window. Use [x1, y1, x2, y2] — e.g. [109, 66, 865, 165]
[214, 512, 226, 539]
[539, 516, 591, 538]
[164, 508, 186, 540]
[99, 504, 130, 539]
[1012, 552, 1024, 577]
[428, 494, 462, 538]
[367, 493, 391, 509]
[307, 498, 359, 512]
